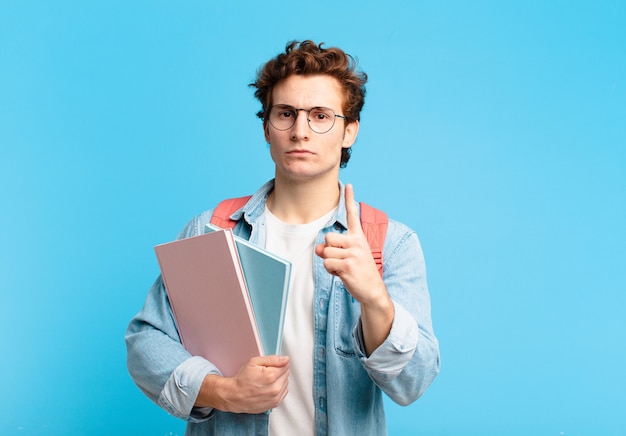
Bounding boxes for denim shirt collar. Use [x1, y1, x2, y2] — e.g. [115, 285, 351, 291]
[233, 179, 349, 231]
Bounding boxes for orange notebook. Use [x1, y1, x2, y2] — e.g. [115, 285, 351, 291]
[154, 229, 263, 377]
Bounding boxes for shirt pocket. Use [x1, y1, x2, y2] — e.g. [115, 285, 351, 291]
[332, 280, 361, 358]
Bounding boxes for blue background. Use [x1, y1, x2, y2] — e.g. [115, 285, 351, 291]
[1, 1, 624, 434]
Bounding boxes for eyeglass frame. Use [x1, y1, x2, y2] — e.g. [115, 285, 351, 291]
[266, 104, 347, 134]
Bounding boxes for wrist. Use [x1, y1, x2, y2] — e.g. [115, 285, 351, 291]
[196, 374, 233, 412]
[360, 286, 393, 315]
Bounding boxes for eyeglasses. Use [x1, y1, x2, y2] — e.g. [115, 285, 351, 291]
[268, 105, 346, 134]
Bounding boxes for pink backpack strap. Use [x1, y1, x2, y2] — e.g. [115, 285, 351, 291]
[359, 202, 388, 277]
[209, 196, 252, 229]
[210, 196, 389, 277]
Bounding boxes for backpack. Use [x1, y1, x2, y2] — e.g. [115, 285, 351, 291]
[210, 196, 388, 277]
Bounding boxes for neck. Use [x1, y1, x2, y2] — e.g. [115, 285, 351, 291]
[268, 175, 340, 224]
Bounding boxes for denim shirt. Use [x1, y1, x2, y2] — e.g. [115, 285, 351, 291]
[125, 180, 440, 435]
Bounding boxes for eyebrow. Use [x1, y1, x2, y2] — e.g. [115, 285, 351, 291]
[272, 104, 332, 110]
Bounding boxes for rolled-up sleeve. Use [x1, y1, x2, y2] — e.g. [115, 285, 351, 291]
[159, 356, 219, 421]
[353, 225, 440, 406]
[354, 301, 418, 379]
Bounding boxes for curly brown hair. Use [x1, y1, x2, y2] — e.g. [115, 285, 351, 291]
[250, 40, 368, 167]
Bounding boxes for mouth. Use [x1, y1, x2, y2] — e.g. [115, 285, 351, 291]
[287, 149, 314, 156]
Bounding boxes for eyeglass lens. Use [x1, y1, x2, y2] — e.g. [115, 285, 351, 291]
[269, 105, 338, 134]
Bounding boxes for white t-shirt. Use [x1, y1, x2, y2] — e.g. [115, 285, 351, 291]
[266, 205, 336, 436]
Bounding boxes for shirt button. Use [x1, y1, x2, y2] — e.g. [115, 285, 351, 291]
[318, 397, 326, 410]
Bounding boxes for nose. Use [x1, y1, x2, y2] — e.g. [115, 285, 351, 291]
[291, 109, 311, 140]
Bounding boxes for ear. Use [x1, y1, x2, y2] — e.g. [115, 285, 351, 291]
[263, 119, 271, 143]
[342, 120, 359, 149]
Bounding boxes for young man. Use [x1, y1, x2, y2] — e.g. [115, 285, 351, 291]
[126, 40, 439, 435]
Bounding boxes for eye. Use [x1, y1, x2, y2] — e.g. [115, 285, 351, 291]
[311, 109, 331, 120]
[276, 107, 295, 119]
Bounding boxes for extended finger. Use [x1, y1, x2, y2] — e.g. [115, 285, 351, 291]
[345, 184, 363, 235]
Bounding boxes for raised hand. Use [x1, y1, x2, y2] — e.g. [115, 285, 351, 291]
[315, 184, 385, 304]
[315, 184, 394, 355]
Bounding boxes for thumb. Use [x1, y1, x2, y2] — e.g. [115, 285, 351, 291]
[253, 355, 290, 367]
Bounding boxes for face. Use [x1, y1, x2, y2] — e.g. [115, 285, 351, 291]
[264, 74, 359, 184]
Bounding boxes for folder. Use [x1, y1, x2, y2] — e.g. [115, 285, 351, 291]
[205, 224, 291, 356]
[154, 229, 263, 377]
